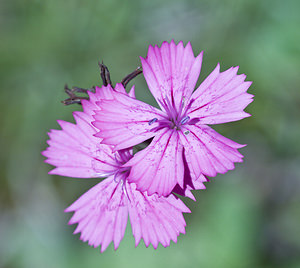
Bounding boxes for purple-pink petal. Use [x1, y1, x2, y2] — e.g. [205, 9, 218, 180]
[66, 176, 190, 251]
[126, 182, 190, 249]
[141, 40, 203, 111]
[42, 119, 117, 178]
[125, 129, 184, 197]
[172, 159, 208, 201]
[179, 124, 244, 181]
[93, 90, 165, 151]
[66, 176, 128, 252]
[187, 64, 253, 124]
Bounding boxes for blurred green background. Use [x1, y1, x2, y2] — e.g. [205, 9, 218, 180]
[1, 0, 300, 267]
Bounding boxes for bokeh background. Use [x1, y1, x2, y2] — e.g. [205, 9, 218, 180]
[1, 0, 300, 267]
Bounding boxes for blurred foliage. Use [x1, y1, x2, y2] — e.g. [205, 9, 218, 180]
[0, 0, 300, 267]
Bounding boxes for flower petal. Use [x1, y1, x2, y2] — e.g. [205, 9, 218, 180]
[179, 124, 244, 181]
[141, 40, 203, 111]
[93, 90, 165, 150]
[81, 83, 127, 116]
[65, 176, 128, 252]
[187, 64, 253, 124]
[43, 84, 137, 178]
[124, 130, 184, 197]
[128, 85, 136, 98]
[126, 182, 190, 249]
[66, 176, 190, 251]
[172, 154, 208, 201]
[42, 114, 118, 178]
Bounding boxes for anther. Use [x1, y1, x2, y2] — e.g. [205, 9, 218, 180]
[180, 116, 190, 125]
[184, 130, 190, 135]
[148, 118, 158, 125]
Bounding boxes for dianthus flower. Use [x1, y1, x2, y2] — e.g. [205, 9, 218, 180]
[93, 41, 253, 196]
[42, 84, 190, 252]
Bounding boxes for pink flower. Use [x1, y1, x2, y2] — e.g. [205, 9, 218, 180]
[93, 40, 253, 197]
[42, 84, 190, 252]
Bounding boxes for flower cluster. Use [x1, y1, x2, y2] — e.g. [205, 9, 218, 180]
[43, 41, 253, 252]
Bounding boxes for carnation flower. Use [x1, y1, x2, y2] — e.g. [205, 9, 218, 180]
[93, 40, 253, 196]
[42, 84, 190, 252]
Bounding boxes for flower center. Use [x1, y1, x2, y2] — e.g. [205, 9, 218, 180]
[149, 96, 192, 131]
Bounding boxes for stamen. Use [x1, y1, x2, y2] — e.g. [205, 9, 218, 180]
[113, 167, 129, 183]
[122, 150, 132, 162]
[182, 96, 186, 106]
[181, 116, 190, 125]
[122, 183, 131, 202]
[177, 96, 186, 116]
[114, 153, 122, 165]
[157, 98, 174, 120]
[113, 171, 121, 183]
[165, 97, 177, 120]
[148, 118, 158, 125]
